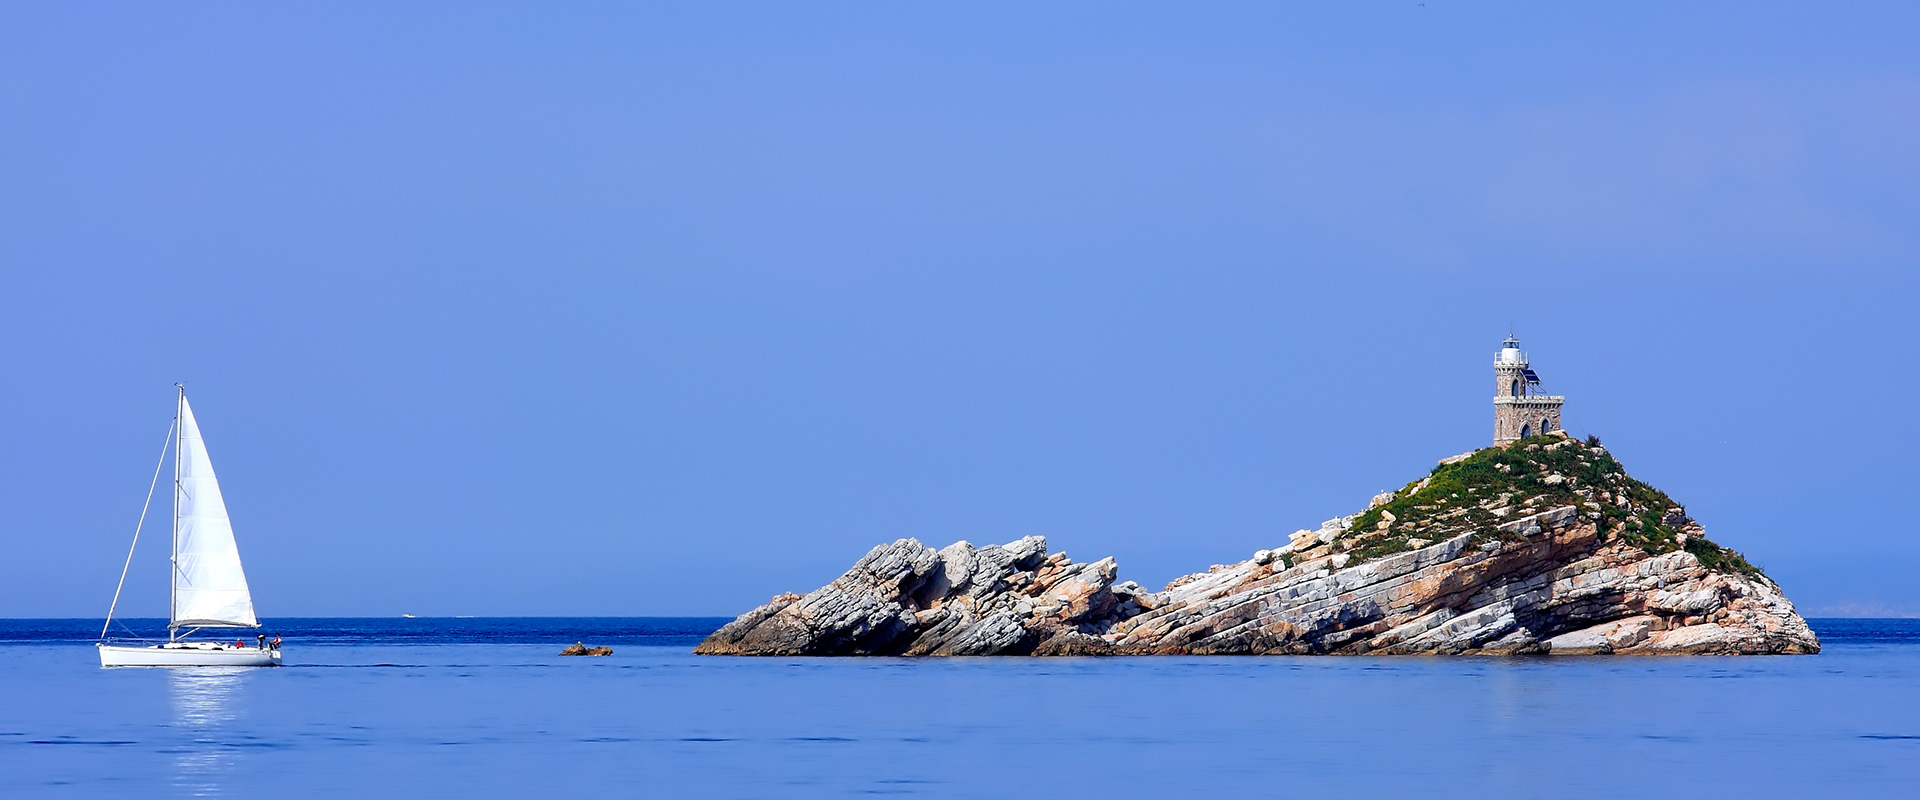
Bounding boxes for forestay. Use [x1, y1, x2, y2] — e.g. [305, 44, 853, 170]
[172, 397, 258, 628]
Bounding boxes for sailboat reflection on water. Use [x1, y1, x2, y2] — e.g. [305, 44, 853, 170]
[168, 667, 247, 794]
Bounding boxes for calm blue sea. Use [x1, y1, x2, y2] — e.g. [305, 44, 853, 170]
[3, 618, 1917, 798]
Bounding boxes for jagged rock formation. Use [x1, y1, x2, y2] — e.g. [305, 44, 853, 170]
[694, 535, 1150, 656]
[559, 642, 613, 656]
[696, 434, 1819, 656]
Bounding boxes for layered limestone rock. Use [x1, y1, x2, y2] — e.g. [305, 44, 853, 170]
[693, 535, 1151, 656]
[697, 434, 1819, 656]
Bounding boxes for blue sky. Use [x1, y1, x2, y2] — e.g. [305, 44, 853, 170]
[4, 3, 1916, 617]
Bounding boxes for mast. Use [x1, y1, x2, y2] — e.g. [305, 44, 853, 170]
[170, 384, 183, 641]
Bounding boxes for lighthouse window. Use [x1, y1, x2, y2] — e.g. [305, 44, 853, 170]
[1511, 379, 1519, 397]
[1520, 423, 1531, 439]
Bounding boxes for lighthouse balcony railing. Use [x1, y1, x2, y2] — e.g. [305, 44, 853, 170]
[1493, 394, 1565, 403]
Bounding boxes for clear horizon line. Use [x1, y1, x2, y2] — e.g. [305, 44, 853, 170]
[9, 614, 1920, 621]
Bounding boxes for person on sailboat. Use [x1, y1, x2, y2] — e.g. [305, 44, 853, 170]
[270, 634, 282, 651]
[257, 634, 267, 650]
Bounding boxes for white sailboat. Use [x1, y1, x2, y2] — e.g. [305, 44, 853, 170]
[99, 386, 281, 667]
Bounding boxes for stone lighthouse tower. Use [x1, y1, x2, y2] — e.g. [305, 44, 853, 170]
[1493, 336, 1564, 444]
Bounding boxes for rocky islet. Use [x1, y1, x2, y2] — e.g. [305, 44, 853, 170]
[696, 433, 1819, 657]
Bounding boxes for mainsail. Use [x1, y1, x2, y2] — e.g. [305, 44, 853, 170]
[171, 396, 258, 628]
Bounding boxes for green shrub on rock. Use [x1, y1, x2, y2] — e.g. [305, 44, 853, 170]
[1336, 434, 1764, 580]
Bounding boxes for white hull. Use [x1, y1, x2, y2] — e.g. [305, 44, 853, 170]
[98, 642, 281, 667]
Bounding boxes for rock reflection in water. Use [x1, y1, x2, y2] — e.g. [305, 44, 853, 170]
[168, 668, 249, 798]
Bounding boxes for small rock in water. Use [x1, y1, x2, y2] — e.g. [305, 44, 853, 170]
[559, 641, 613, 656]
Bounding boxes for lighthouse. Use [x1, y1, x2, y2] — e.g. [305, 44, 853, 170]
[1493, 336, 1564, 445]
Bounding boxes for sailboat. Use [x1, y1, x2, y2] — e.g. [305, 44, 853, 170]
[98, 386, 281, 667]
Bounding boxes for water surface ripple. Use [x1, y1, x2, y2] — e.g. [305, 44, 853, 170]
[4, 618, 1915, 798]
